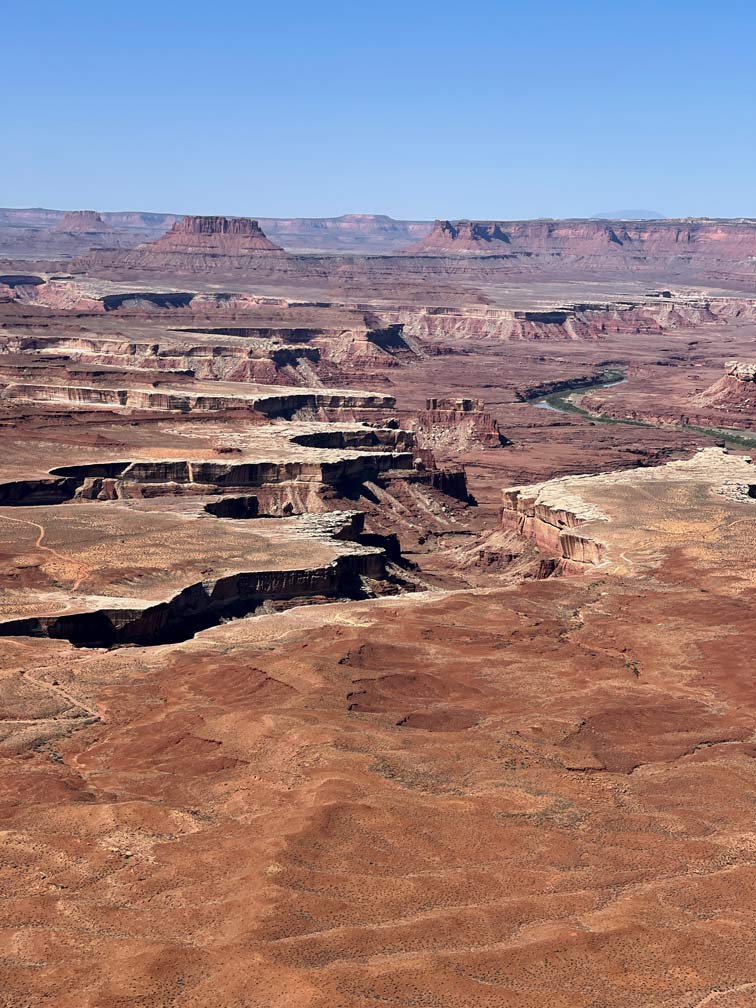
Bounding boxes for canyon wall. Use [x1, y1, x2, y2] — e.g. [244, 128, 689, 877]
[501, 480, 607, 574]
[410, 218, 756, 256]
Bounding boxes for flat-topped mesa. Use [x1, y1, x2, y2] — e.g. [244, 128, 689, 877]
[255, 213, 434, 252]
[407, 217, 756, 258]
[149, 215, 283, 254]
[420, 220, 512, 250]
[52, 210, 113, 234]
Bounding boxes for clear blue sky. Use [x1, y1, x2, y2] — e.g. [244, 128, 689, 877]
[3, 0, 755, 220]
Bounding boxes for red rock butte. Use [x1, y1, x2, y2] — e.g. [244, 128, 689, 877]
[51, 209, 113, 234]
[150, 214, 284, 254]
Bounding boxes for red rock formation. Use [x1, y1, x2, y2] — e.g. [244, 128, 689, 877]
[692, 360, 756, 412]
[409, 217, 756, 259]
[412, 397, 507, 450]
[52, 210, 113, 234]
[149, 215, 283, 255]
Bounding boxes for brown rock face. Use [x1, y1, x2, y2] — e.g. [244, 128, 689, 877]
[409, 217, 756, 258]
[51, 210, 112, 234]
[414, 219, 513, 250]
[693, 360, 756, 412]
[150, 215, 283, 254]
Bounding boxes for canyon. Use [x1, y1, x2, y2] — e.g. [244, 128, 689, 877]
[2, 211, 756, 1007]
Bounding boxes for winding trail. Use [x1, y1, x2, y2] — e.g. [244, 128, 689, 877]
[691, 982, 756, 1007]
[0, 512, 89, 591]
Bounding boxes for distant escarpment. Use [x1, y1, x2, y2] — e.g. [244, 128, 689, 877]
[405, 218, 756, 284]
[258, 213, 433, 253]
[78, 215, 285, 272]
[409, 218, 756, 256]
[0, 207, 432, 255]
[9, 212, 756, 287]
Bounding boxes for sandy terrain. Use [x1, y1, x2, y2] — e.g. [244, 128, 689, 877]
[1, 217, 756, 1005]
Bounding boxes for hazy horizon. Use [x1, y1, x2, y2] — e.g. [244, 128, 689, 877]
[11, 205, 756, 224]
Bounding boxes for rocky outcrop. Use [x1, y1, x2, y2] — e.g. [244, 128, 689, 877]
[12, 214, 756, 286]
[410, 220, 514, 252]
[502, 480, 608, 574]
[0, 207, 430, 254]
[398, 218, 756, 285]
[0, 331, 321, 386]
[409, 218, 756, 257]
[724, 361, 756, 381]
[0, 420, 418, 506]
[0, 511, 388, 647]
[502, 448, 756, 575]
[411, 398, 508, 450]
[0, 208, 180, 258]
[386, 297, 724, 343]
[72, 216, 286, 272]
[692, 360, 756, 413]
[52, 210, 113, 235]
[0, 381, 395, 416]
[145, 215, 283, 256]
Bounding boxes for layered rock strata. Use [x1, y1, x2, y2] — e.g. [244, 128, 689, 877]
[411, 397, 508, 450]
[502, 448, 756, 574]
[0, 509, 390, 647]
[140, 215, 283, 257]
[409, 217, 756, 257]
[0, 380, 394, 415]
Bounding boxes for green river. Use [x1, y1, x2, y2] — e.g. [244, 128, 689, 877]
[534, 369, 756, 451]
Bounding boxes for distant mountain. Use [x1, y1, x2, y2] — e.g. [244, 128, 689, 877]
[591, 210, 666, 220]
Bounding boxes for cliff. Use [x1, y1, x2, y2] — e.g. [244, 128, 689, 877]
[409, 218, 756, 258]
[502, 448, 756, 575]
[148, 215, 283, 255]
[52, 210, 113, 235]
[502, 478, 608, 574]
[411, 397, 508, 451]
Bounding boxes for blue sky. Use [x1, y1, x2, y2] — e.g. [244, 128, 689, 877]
[2, 0, 755, 219]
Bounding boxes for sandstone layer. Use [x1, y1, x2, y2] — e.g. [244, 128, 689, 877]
[410, 217, 756, 257]
[147, 215, 284, 255]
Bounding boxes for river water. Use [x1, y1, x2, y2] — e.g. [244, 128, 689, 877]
[533, 370, 756, 451]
